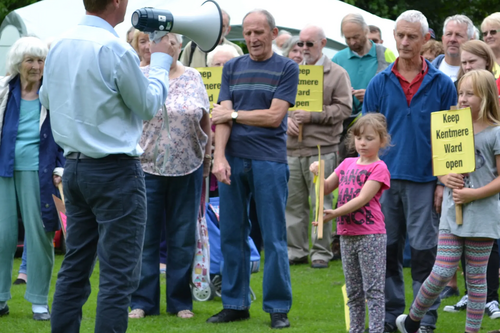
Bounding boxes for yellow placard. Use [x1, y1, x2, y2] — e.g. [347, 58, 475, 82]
[431, 108, 475, 176]
[289, 65, 323, 112]
[195, 67, 223, 113]
[196, 65, 323, 113]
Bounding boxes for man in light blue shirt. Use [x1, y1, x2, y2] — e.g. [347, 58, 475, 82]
[39, 1, 174, 332]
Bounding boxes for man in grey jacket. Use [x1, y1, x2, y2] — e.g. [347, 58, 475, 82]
[286, 24, 352, 269]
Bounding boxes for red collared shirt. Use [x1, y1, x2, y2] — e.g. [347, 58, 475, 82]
[391, 57, 429, 106]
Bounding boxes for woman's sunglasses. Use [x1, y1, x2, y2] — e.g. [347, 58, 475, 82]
[482, 29, 500, 37]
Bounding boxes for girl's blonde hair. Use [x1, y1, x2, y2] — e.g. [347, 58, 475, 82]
[458, 69, 500, 126]
[457, 40, 497, 82]
[346, 113, 391, 154]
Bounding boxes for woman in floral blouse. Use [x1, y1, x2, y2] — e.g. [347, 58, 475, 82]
[129, 31, 211, 319]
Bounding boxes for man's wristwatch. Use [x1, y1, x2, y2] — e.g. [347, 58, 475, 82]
[231, 111, 238, 122]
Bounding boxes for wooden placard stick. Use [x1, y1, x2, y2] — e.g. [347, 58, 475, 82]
[298, 124, 303, 142]
[455, 199, 463, 225]
[448, 106, 463, 225]
[58, 183, 65, 204]
[317, 159, 325, 239]
[52, 194, 67, 238]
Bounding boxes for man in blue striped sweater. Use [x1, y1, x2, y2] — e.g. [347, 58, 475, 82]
[208, 9, 299, 330]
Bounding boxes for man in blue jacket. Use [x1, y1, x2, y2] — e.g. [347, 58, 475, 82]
[363, 10, 456, 333]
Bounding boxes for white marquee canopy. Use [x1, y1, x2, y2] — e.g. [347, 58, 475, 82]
[0, 0, 398, 75]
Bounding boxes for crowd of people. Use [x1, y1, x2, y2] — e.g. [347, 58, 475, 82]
[2, 1, 500, 333]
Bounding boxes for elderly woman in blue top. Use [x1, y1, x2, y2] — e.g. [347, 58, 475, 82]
[0, 36, 65, 321]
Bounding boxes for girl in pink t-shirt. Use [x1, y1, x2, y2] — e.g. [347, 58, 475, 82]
[310, 113, 391, 333]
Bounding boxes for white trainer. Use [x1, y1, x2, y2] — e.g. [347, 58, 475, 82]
[443, 294, 468, 313]
[486, 300, 500, 319]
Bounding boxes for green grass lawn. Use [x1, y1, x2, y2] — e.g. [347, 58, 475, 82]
[2, 255, 500, 332]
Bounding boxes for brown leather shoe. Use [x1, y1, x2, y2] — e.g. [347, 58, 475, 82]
[311, 259, 328, 269]
[288, 257, 308, 265]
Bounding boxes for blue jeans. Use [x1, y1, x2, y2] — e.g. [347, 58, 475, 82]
[51, 157, 146, 333]
[19, 240, 27, 275]
[159, 222, 167, 265]
[219, 156, 291, 313]
[130, 167, 202, 314]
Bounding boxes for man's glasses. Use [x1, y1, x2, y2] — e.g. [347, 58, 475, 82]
[482, 29, 500, 37]
[297, 41, 316, 48]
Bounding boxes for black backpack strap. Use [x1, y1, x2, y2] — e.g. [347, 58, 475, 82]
[188, 41, 198, 67]
[188, 41, 210, 67]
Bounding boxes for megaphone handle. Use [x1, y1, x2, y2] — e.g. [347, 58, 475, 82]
[149, 31, 168, 44]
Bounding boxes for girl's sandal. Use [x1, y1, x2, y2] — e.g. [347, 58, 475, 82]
[177, 310, 194, 319]
[128, 309, 145, 319]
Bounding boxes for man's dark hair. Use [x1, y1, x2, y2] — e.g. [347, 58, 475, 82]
[83, 0, 112, 13]
[368, 25, 382, 38]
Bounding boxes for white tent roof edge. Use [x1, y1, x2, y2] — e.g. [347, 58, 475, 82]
[0, 0, 398, 75]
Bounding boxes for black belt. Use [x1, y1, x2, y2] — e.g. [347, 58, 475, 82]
[66, 152, 139, 160]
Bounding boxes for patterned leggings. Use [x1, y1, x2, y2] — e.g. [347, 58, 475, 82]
[409, 232, 493, 333]
[340, 234, 386, 333]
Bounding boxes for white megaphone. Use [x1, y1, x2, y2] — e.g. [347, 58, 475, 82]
[131, 0, 223, 52]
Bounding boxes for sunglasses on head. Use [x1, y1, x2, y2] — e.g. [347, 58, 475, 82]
[297, 41, 316, 48]
[482, 29, 500, 37]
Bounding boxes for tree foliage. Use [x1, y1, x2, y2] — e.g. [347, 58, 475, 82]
[0, 0, 39, 26]
[342, 0, 500, 40]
